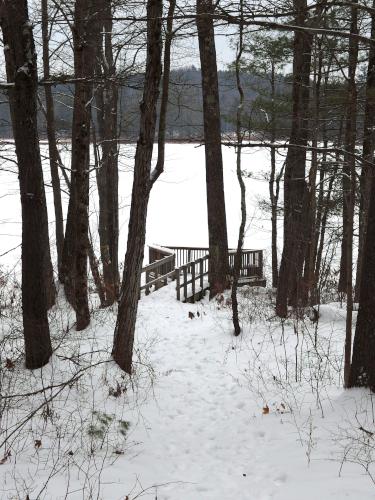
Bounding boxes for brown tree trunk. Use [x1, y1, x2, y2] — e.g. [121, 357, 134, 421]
[276, 0, 312, 317]
[61, 0, 101, 330]
[355, 1, 375, 302]
[41, 0, 65, 283]
[1, 0, 52, 368]
[88, 228, 106, 306]
[269, 62, 279, 289]
[231, 0, 245, 337]
[112, 0, 163, 373]
[302, 40, 322, 305]
[314, 168, 336, 301]
[196, 0, 229, 297]
[95, 0, 119, 305]
[349, 133, 375, 390]
[338, 2, 358, 387]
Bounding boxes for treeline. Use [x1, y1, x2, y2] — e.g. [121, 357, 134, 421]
[0, 68, 272, 139]
[0, 67, 359, 143]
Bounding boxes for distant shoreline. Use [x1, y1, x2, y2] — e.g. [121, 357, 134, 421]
[0, 137, 205, 145]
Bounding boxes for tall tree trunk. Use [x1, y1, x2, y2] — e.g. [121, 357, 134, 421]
[355, 0, 375, 302]
[269, 62, 279, 289]
[338, 2, 358, 387]
[95, 0, 119, 305]
[112, 0, 163, 373]
[231, 0, 245, 337]
[41, 0, 65, 282]
[1, 0, 52, 368]
[276, 0, 312, 317]
[61, 0, 101, 330]
[349, 129, 375, 390]
[196, 0, 229, 297]
[303, 40, 322, 305]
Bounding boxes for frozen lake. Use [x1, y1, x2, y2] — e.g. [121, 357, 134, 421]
[0, 142, 285, 273]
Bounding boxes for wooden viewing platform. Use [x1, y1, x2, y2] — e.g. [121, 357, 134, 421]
[140, 244, 266, 303]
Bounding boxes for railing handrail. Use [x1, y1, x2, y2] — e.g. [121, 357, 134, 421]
[177, 254, 209, 270]
[175, 254, 209, 302]
[142, 253, 174, 274]
[148, 244, 175, 256]
[165, 245, 261, 252]
[144, 244, 265, 301]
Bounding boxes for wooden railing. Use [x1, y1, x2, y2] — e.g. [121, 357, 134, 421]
[176, 255, 209, 302]
[166, 246, 263, 279]
[141, 245, 265, 301]
[140, 245, 175, 296]
[165, 246, 210, 268]
[228, 249, 263, 278]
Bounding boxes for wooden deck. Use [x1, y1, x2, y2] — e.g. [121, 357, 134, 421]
[140, 244, 266, 302]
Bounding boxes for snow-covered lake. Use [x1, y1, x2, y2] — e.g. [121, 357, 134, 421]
[0, 142, 285, 272]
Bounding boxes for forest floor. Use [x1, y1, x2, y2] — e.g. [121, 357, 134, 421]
[1, 283, 375, 499]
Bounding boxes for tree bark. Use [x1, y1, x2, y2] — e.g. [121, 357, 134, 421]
[112, 0, 163, 373]
[302, 39, 322, 305]
[196, 0, 229, 297]
[95, 0, 119, 305]
[337, 2, 358, 387]
[41, 0, 65, 283]
[269, 62, 279, 289]
[0, 0, 52, 368]
[61, 0, 101, 330]
[276, 0, 312, 317]
[349, 141, 375, 390]
[355, 0, 375, 302]
[231, 0, 245, 337]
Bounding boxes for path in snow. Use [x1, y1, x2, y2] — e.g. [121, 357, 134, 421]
[1, 284, 374, 499]
[98, 285, 374, 500]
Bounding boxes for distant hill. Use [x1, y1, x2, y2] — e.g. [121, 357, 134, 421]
[0, 67, 284, 140]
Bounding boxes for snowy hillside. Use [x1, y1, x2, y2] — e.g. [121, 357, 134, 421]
[1, 280, 374, 499]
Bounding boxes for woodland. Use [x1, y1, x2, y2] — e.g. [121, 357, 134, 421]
[1, 0, 375, 498]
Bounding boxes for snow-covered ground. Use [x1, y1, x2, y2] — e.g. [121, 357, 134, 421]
[1, 142, 373, 499]
[1, 283, 374, 499]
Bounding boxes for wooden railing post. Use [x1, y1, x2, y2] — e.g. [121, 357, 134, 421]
[200, 258, 204, 290]
[191, 262, 196, 302]
[145, 270, 150, 295]
[172, 254, 176, 280]
[183, 266, 188, 302]
[259, 250, 263, 278]
[176, 268, 180, 301]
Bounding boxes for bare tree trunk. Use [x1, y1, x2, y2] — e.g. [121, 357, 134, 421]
[349, 104, 375, 389]
[88, 228, 106, 306]
[337, 1, 358, 387]
[269, 62, 279, 289]
[276, 0, 312, 317]
[61, 0, 101, 330]
[196, 0, 229, 297]
[355, 0, 375, 302]
[112, 0, 163, 373]
[95, 0, 119, 305]
[303, 40, 322, 305]
[41, 0, 65, 282]
[1, 0, 52, 368]
[231, 0, 245, 337]
[150, 0, 176, 185]
[314, 166, 336, 300]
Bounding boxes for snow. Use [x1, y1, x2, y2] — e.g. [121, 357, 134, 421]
[1, 281, 374, 499]
[1, 142, 373, 499]
[0, 142, 282, 271]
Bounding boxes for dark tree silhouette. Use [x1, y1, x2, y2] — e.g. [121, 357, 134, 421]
[0, 0, 52, 368]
